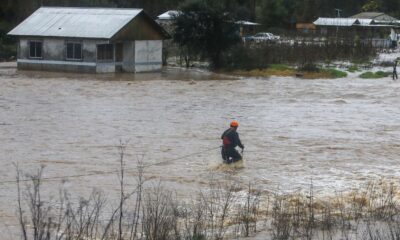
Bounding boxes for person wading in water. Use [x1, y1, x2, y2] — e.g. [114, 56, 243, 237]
[393, 58, 399, 80]
[221, 120, 244, 164]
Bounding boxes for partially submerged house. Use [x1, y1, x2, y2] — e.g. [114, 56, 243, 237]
[8, 7, 170, 73]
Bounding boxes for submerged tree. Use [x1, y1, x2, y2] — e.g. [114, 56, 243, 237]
[173, 0, 241, 69]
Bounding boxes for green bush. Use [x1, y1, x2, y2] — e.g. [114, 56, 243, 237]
[359, 71, 390, 79]
[323, 68, 347, 78]
[375, 71, 390, 78]
[360, 72, 375, 78]
[347, 65, 359, 72]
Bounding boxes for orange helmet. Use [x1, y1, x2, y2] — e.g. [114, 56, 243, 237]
[230, 120, 239, 127]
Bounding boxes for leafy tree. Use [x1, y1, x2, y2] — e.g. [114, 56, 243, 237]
[295, 0, 320, 22]
[173, 0, 240, 69]
[234, 6, 252, 21]
[2, 0, 400, 61]
[362, 0, 381, 12]
[260, 0, 289, 28]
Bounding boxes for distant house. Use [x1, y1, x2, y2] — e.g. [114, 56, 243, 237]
[8, 7, 170, 73]
[313, 12, 399, 35]
[350, 12, 399, 22]
[313, 18, 368, 34]
[313, 14, 400, 47]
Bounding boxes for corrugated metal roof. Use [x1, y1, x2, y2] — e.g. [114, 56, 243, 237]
[8, 7, 142, 39]
[356, 19, 374, 26]
[350, 12, 399, 21]
[313, 17, 400, 28]
[235, 21, 261, 26]
[313, 18, 358, 26]
[351, 12, 385, 19]
[373, 20, 400, 26]
[157, 10, 181, 20]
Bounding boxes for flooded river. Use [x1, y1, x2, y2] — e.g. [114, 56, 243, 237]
[1, 63, 400, 238]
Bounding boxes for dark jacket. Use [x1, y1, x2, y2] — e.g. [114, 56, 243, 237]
[221, 128, 244, 149]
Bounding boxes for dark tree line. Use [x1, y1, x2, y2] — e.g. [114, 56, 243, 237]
[1, 0, 400, 33]
[1, 0, 399, 61]
[259, 0, 400, 29]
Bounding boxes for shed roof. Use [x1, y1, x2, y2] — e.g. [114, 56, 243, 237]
[313, 18, 358, 26]
[157, 10, 181, 20]
[8, 7, 150, 39]
[235, 21, 260, 26]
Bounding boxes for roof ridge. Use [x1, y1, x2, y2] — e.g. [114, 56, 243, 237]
[39, 6, 143, 11]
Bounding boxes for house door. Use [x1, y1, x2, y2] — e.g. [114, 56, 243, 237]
[115, 43, 123, 62]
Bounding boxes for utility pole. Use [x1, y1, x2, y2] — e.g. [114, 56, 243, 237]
[334, 8, 342, 38]
[335, 8, 342, 18]
[252, 0, 256, 22]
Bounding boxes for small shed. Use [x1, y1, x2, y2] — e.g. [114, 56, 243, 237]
[235, 21, 260, 37]
[295, 23, 316, 33]
[8, 7, 170, 73]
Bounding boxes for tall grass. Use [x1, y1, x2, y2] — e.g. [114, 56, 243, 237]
[14, 151, 400, 240]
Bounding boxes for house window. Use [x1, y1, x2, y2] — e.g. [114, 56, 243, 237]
[29, 41, 42, 58]
[66, 42, 82, 60]
[97, 44, 114, 61]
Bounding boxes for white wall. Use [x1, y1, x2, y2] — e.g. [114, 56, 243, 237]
[122, 41, 135, 72]
[19, 39, 29, 59]
[17, 38, 164, 73]
[43, 39, 64, 60]
[134, 40, 163, 72]
[96, 63, 115, 73]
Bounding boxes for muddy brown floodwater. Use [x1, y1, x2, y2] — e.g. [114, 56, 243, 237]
[1, 63, 400, 238]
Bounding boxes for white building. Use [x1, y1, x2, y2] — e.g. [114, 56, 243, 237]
[8, 7, 170, 73]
